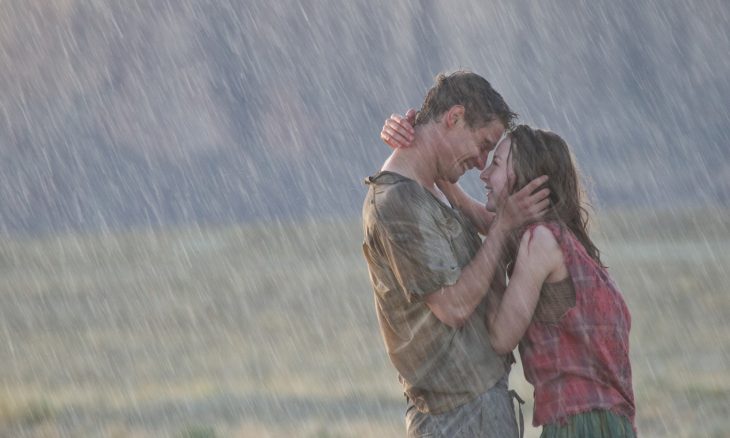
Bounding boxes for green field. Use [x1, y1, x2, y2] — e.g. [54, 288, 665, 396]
[0, 208, 728, 437]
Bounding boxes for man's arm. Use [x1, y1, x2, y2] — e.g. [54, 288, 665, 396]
[425, 221, 507, 327]
[426, 176, 550, 328]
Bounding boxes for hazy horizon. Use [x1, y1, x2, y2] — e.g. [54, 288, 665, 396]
[1, 0, 728, 236]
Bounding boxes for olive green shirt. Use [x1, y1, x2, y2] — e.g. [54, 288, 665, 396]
[362, 171, 510, 414]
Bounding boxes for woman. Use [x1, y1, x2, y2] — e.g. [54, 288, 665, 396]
[382, 118, 636, 437]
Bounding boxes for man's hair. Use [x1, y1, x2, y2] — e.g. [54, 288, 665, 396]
[414, 71, 517, 129]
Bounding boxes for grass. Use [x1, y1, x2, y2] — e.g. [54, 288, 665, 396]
[0, 399, 55, 428]
[0, 207, 728, 437]
[179, 425, 217, 438]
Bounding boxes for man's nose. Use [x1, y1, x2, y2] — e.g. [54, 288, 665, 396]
[476, 151, 489, 170]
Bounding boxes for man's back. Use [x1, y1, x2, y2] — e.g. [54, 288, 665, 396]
[362, 171, 510, 414]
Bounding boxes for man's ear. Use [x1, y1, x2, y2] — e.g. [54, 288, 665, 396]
[445, 105, 466, 128]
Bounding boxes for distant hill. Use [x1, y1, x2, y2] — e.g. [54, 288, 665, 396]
[0, 0, 728, 234]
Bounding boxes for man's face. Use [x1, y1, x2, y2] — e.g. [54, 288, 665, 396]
[440, 118, 506, 183]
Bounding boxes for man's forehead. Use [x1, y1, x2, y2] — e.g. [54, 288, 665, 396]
[493, 129, 509, 149]
[481, 120, 507, 147]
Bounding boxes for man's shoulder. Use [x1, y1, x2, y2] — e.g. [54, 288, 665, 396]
[364, 172, 429, 220]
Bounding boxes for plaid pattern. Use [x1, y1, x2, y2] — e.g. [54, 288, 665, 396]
[518, 222, 635, 428]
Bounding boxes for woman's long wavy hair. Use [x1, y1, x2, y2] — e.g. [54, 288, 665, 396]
[507, 125, 603, 266]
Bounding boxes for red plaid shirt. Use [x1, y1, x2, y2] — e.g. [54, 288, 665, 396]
[518, 222, 635, 428]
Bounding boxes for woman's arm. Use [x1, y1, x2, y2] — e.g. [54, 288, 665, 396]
[486, 225, 564, 354]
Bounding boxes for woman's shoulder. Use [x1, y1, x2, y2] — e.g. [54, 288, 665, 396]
[522, 221, 561, 243]
[517, 222, 568, 282]
[518, 222, 562, 258]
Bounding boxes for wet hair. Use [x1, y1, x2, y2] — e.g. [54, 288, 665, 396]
[414, 71, 517, 130]
[508, 125, 603, 265]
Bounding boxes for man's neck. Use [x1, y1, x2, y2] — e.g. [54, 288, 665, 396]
[381, 124, 442, 190]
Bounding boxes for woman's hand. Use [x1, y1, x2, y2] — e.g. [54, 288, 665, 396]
[493, 176, 551, 233]
[380, 108, 417, 149]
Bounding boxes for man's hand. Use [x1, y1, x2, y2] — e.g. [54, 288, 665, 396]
[494, 176, 550, 232]
[380, 108, 417, 149]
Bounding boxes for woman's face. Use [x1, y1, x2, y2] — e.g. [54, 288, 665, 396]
[480, 135, 514, 212]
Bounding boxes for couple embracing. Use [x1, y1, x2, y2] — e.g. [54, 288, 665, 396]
[362, 71, 635, 437]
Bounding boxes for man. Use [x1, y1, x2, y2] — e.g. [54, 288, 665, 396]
[362, 71, 549, 437]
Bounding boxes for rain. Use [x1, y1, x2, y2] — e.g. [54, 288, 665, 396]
[0, 0, 728, 436]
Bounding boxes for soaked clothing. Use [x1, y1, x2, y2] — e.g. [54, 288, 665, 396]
[533, 277, 575, 324]
[540, 410, 635, 438]
[405, 373, 519, 438]
[519, 222, 635, 431]
[362, 171, 511, 415]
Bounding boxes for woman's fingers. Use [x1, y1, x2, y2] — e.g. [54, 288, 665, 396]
[381, 124, 410, 148]
[521, 176, 549, 197]
[405, 108, 417, 127]
[390, 115, 415, 140]
[533, 198, 551, 217]
[380, 109, 417, 149]
[498, 176, 551, 228]
[530, 188, 550, 203]
[381, 113, 415, 148]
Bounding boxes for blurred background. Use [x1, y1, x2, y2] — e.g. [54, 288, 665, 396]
[0, 1, 728, 437]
